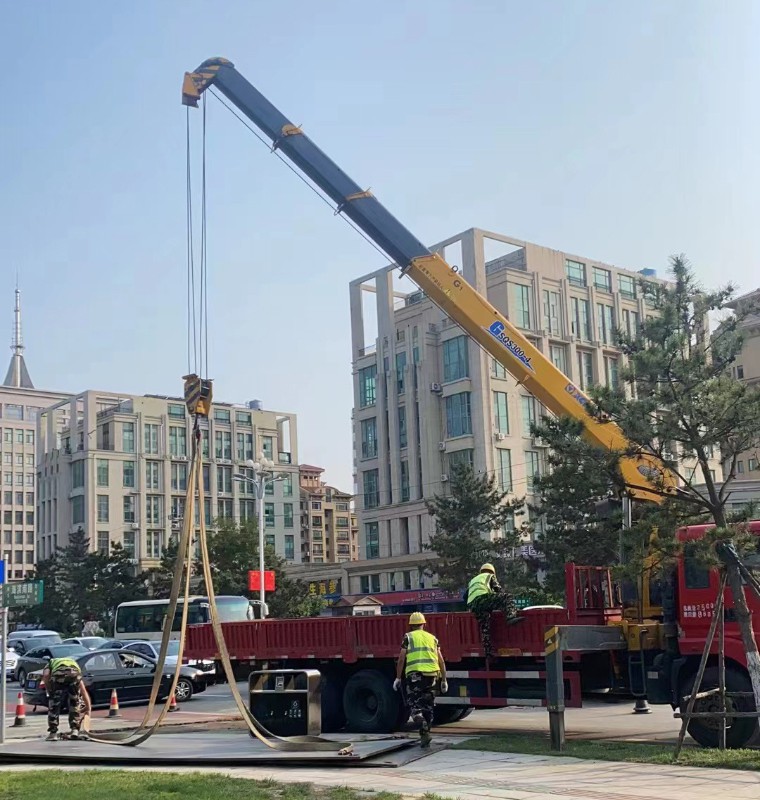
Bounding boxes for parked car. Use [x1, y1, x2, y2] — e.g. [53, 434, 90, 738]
[11, 634, 62, 656]
[23, 648, 208, 709]
[96, 639, 146, 650]
[3, 648, 18, 680]
[121, 640, 215, 679]
[15, 644, 88, 687]
[62, 636, 108, 651]
[8, 629, 59, 645]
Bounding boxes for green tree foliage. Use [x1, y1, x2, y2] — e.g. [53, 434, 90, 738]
[424, 463, 523, 592]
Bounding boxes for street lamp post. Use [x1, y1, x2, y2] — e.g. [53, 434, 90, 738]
[234, 455, 283, 619]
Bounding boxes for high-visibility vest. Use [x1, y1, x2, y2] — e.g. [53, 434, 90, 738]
[404, 629, 440, 675]
[49, 657, 81, 676]
[467, 572, 493, 606]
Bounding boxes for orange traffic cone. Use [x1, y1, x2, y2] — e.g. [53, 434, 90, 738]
[107, 688, 121, 718]
[168, 692, 178, 712]
[13, 692, 26, 727]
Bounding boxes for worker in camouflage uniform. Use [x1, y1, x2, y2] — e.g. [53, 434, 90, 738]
[393, 612, 447, 748]
[466, 563, 516, 659]
[42, 655, 90, 740]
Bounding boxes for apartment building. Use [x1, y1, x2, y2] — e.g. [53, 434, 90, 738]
[36, 391, 301, 571]
[0, 288, 68, 581]
[299, 464, 358, 564]
[347, 228, 722, 596]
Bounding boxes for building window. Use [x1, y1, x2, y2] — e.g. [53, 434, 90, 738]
[618, 274, 637, 299]
[146, 461, 160, 491]
[72, 460, 85, 489]
[284, 535, 295, 560]
[549, 344, 567, 375]
[5, 404, 23, 421]
[215, 430, 232, 460]
[398, 406, 408, 449]
[217, 465, 232, 493]
[445, 392, 472, 438]
[360, 418, 378, 459]
[593, 267, 612, 292]
[200, 428, 209, 458]
[171, 462, 187, 491]
[365, 522, 380, 559]
[236, 411, 251, 426]
[359, 365, 377, 408]
[442, 336, 469, 382]
[264, 503, 275, 527]
[737, 365, 745, 380]
[169, 426, 187, 457]
[737, 461, 745, 474]
[146, 495, 162, 525]
[596, 303, 615, 345]
[497, 449, 512, 492]
[542, 290, 561, 336]
[25, 492, 33, 505]
[492, 359, 507, 379]
[123, 531, 136, 559]
[493, 391, 509, 433]
[526, 450, 542, 491]
[571, 297, 591, 341]
[144, 423, 159, 455]
[448, 449, 473, 472]
[363, 469, 379, 509]
[283, 503, 294, 528]
[168, 403, 185, 419]
[748, 457, 758, 472]
[622, 308, 640, 339]
[312, 515, 323, 528]
[577, 350, 594, 390]
[604, 355, 620, 389]
[521, 396, 537, 437]
[566, 259, 586, 287]
[282, 473, 293, 496]
[213, 408, 231, 424]
[123, 460, 135, 488]
[97, 531, 109, 555]
[515, 284, 532, 329]
[236, 432, 254, 462]
[123, 495, 135, 524]
[239, 499, 255, 520]
[122, 422, 135, 453]
[400, 460, 410, 502]
[97, 495, 109, 523]
[218, 499, 233, 519]
[396, 352, 407, 394]
[146, 530, 162, 559]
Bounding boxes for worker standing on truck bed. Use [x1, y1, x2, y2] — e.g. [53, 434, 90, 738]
[42, 656, 91, 741]
[393, 612, 448, 748]
[466, 563, 516, 659]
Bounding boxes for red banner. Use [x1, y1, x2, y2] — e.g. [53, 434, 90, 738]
[248, 570, 276, 591]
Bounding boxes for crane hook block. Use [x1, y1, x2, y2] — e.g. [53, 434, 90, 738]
[183, 373, 213, 417]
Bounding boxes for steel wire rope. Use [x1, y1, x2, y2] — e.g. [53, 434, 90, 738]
[186, 108, 198, 375]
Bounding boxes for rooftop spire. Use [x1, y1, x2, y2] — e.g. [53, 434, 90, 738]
[3, 282, 33, 389]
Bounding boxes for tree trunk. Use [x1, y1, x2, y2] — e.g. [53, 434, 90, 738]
[724, 561, 760, 712]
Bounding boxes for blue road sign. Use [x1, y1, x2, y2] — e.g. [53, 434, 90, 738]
[0, 559, 5, 586]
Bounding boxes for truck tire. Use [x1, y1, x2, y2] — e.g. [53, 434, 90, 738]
[433, 705, 470, 725]
[342, 670, 400, 733]
[680, 666, 758, 749]
[320, 674, 346, 733]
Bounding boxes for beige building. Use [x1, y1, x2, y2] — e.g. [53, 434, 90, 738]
[347, 228, 722, 595]
[37, 391, 301, 571]
[0, 288, 68, 581]
[299, 464, 358, 564]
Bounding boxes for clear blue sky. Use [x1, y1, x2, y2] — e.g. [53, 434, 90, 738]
[3, 1, 758, 492]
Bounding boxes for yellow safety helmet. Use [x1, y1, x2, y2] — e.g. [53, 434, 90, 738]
[409, 612, 426, 626]
[480, 563, 496, 574]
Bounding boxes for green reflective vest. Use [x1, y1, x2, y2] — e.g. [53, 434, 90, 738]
[404, 629, 440, 675]
[467, 572, 494, 606]
[49, 657, 81, 675]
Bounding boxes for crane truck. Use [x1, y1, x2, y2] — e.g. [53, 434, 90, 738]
[180, 58, 760, 748]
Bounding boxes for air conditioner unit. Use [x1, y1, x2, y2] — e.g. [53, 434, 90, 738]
[131, 523, 140, 530]
[495, 433, 506, 441]
[430, 382, 443, 394]
[440, 474, 449, 483]
[178, 455, 187, 461]
[438, 442, 447, 451]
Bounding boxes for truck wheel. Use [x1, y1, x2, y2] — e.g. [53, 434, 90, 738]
[342, 670, 400, 733]
[433, 705, 470, 725]
[681, 666, 758, 749]
[458, 707, 474, 721]
[320, 675, 346, 733]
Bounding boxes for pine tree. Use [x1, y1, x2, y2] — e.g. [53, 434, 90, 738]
[424, 463, 522, 591]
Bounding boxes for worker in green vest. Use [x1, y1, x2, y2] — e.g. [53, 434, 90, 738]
[42, 656, 90, 741]
[466, 563, 516, 658]
[393, 612, 448, 748]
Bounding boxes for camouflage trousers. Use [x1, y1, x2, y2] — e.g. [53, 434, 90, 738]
[469, 592, 516, 659]
[47, 677, 83, 733]
[404, 671, 437, 731]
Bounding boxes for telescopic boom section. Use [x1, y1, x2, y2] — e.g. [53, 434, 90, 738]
[182, 57, 676, 503]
